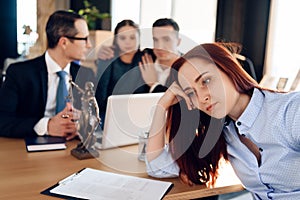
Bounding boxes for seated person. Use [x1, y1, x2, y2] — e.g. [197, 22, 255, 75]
[97, 18, 182, 94]
[146, 42, 300, 199]
[139, 18, 182, 93]
[0, 10, 95, 139]
[95, 19, 150, 126]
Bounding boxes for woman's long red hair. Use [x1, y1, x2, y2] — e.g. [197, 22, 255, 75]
[167, 42, 260, 185]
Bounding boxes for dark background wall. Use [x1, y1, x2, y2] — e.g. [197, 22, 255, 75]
[216, 0, 271, 81]
[0, 0, 18, 72]
[1, 0, 270, 82]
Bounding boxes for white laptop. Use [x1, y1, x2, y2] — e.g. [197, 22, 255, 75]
[97, 92, 164, 149]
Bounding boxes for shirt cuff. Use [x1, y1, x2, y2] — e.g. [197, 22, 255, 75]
[34, 117, 50, 136]
[145, 144, 180, 178]
[149, 82, 161, 93]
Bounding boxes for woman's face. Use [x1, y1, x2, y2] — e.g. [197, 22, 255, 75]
[178, 58, 240, 119]
[116, 25, 139, 54]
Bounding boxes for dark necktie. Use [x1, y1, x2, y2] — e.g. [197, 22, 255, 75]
[56, 71, 68, 114]
[234, 124, 261, 166]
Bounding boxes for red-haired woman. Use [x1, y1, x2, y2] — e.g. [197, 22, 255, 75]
[146, 42, 300, 199]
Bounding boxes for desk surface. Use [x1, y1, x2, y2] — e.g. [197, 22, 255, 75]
[0, 137, 243, 199]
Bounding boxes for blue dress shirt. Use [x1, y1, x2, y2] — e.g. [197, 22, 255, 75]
[146, 88, 300, 199]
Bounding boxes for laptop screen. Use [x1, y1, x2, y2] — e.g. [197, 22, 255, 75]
[98, 93, 164, 149]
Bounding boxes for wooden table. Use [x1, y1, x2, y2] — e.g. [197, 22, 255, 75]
[0, 137, 244, 199]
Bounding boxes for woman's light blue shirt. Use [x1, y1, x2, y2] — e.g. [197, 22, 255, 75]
[146, 89, 300, 199]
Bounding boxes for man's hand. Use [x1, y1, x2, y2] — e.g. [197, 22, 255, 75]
[48, 103, 78, 140]
[97, 45, 115, 60]
[138, 53, 158, 87]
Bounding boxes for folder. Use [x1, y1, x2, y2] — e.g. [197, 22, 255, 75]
[25, 136, 66, 152]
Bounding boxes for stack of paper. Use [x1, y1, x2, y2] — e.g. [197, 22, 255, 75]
[42, 168, 173, 200]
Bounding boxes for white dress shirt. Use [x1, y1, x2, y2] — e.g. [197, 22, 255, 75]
[154, 62, 170, 86]
[34, 51, 71, 136]
[149, 62, 171, 92]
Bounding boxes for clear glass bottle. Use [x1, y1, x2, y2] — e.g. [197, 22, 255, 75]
[138, 131, 149, 161]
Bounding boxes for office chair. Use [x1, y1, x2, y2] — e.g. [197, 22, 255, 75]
[0, 73, 2, 88]
[219, 42, 257, 81]
[234, 53, 257, 81]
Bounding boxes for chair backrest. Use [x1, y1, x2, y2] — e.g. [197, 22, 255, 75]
[235, 54, 257, 81]
[0, 73, 3, 88]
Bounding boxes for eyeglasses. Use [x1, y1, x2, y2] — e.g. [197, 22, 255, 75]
[64, 36, 89, 43]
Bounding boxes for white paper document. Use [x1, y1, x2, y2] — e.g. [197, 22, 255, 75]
[50, 168, 173, 200]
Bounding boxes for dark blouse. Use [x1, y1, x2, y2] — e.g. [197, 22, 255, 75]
[95, 50, 149, 125]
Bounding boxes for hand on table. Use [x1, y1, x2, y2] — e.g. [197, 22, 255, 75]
[48, 103, 79, 140]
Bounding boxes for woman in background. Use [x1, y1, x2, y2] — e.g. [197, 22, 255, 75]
[146, 42, 300, 199]
[95, 20, 150, 126]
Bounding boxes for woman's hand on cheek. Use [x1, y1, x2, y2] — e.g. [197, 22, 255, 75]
[161, 82, 193, 110]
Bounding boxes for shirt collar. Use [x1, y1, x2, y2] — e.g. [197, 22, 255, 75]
[154, 62, 171, 74]
[237, 88, 265, 129]
[45, 51, 71, 74]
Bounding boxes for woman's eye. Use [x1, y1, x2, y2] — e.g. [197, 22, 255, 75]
[202, 78, 211, 86]
[187, 91, 196, 98]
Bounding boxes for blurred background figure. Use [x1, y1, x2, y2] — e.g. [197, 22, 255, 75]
[139, 18, 181, 93]
[95, 19, 148, 126]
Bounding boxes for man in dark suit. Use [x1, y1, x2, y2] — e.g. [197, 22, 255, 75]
[138, 18, 181, 93]
[0, 10, 95, 139]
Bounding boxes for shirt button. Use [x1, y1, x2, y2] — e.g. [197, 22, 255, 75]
[236, 121, 242, 126]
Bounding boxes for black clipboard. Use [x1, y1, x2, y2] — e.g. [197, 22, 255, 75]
[41, 183, 87, 200]
[41, 168, 87, 200]
[40, 168, 173, 200]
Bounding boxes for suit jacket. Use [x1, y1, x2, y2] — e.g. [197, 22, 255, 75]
[0, 54, 95, 138]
